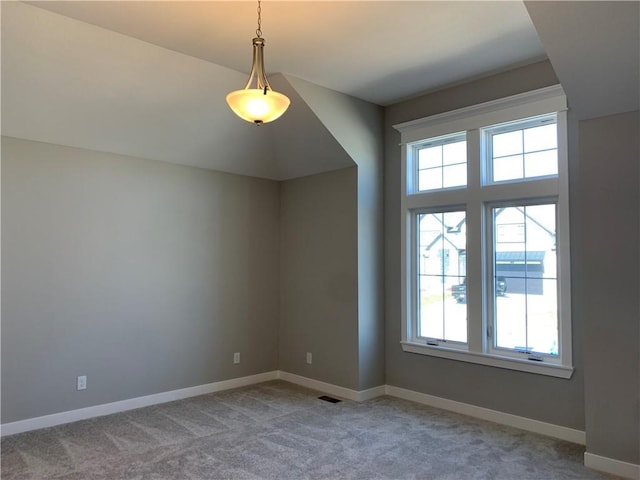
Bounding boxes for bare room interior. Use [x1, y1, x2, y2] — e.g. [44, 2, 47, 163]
[1, 1, 639, 479]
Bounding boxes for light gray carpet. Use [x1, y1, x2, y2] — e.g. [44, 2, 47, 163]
[1, 380, 616, 479]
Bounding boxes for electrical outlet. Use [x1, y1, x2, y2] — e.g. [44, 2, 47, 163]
[77, 375, 87, 391]
[306, 352, 312, 364]
[233, 352, 241, 364]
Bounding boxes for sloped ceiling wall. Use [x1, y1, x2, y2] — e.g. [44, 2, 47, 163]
[1, 2, 357, 181]
[268, 75, 355, 181]
[525, 1, 639, 120]
[17, 1, 638, 179]
[283, 76, 383, 171]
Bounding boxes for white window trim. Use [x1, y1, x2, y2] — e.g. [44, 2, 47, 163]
[396, 85, 567, 145]
[395, 85, 573, 379]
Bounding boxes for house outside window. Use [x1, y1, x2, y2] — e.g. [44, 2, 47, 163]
[395, 86, 573, 378]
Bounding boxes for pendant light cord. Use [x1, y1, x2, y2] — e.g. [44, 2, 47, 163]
[256, 0, 262, 38]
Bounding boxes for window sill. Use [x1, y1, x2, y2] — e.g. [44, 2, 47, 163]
[401, 341, 574, 379]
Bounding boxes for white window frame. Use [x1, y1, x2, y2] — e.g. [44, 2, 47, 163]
[484, 114, 559, 184]
[413, 206, 468, 345]
[414, 132, 467, 192]
[395, 85, 573, 379]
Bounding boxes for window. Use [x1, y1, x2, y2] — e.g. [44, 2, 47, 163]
[486, 115, 558, 183]
[396, 86, 572, 378]
[416, 133, 467, 191]
[490, 203, 558, 358]
[416, 210, 467, 343]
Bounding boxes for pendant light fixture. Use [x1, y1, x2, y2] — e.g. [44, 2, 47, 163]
[226, 0, 290, 125]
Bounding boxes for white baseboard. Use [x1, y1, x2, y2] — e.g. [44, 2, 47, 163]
[276, 375, 585, 445]
[358, 384, 387, 401]
[0, 371, 278, 437]
[277, 371, 386, 402]
[385, 385, 586, 445]
[1, 371, 380, 437]
[0, 372, 586, 447]
[5, 371, 635, 478]
[584, 452, 640, 479]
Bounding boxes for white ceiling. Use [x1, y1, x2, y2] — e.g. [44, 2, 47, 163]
[24, 1, 547, 106]
[2, 1, 638, 180]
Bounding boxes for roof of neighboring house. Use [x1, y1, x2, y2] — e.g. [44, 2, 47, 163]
[496, 251, 546, 264]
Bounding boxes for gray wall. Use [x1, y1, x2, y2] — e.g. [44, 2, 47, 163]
[579, 110, 640, 464]
[283, 76, 386, 390]
[1, 136, 280, 423]
[384, 60, 587, 429]
[279, 167, 359, 389]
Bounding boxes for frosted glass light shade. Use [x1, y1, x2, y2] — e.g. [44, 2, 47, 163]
[226, 88, 290, 125]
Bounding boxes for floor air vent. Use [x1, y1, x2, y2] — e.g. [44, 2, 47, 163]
[318, 395, 342, 403]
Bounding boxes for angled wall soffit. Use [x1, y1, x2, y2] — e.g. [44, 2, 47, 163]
[280, 75, 384, 171]
[267, 74, 355, 181]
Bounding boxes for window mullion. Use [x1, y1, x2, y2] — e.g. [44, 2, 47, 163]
[400, 144, 411, 342]
[466, 129, 483, 353]
[556, 110, 572, 364]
